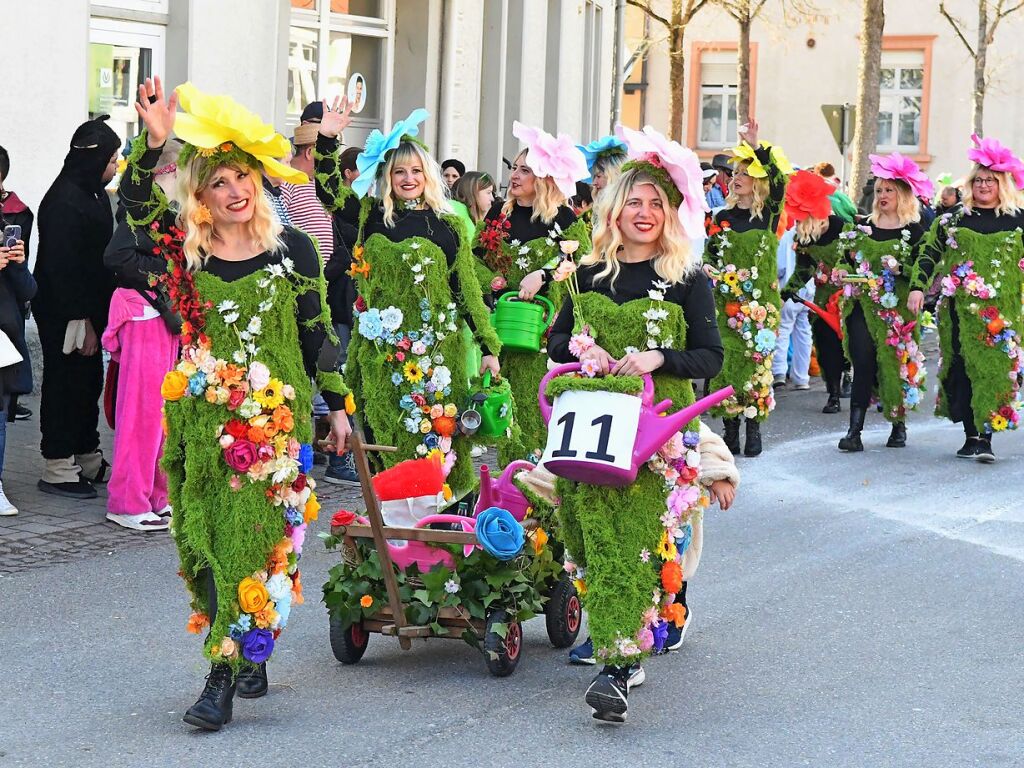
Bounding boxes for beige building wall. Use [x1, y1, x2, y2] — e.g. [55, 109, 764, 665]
[626, 0, 1024, 188]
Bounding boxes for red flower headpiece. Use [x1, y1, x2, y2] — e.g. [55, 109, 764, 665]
[784, 170, 834, 223]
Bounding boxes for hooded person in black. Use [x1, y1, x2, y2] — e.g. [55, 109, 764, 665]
[33, 115, 120, 499]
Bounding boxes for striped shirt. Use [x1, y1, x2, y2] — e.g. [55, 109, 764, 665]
[281, 181, 334, 261]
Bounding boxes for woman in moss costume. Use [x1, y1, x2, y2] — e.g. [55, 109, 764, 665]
[909, 134, 1024, 462]
[475, 123, 591, 465]
[313, 107, 501, 499]
[835, 153, 931, 452]
[547, 127, 723, 723]
[703, 119, 788, 457]
[784, 170, 852, 415]
[122, 79, 350, 730]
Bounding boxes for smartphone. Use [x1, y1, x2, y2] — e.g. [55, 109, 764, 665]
[2, 225, 21, 249]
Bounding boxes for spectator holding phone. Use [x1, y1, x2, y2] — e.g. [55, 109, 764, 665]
[0, 147, 38, 515]
[32, 116, 120, 499]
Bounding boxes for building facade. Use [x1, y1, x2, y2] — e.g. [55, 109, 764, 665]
[5, 0, 615, 217]
[620, 0, 1024, 187]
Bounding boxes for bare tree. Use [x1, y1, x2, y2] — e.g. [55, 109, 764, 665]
[849, 0, 885, 199]
[627, 0, 710, 141]
[939, 0, 1024, 134]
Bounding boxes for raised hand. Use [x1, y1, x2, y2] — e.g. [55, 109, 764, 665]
[738, 117, 759, 149]
[318, 94, 353, 139]
[134, 75, 178, 149]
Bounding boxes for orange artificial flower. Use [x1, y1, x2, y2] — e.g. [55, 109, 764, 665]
[268, 546, 289, 575]
[272, 405, 294, 433]
[344, 392, 356, 415]
[531, 527, 549, 555]
[220, 365, 245, 388]
[660, 602, 687, 628]
[432, 415, 457, 437]
[186, 611, 210, 635]
[254, 605, 279, 629]
[304, 494, 321, 524]
[291, 572, 304, 605]
[360, 595, 374, 608]
[247, 425, 267, 443]
[161, 370, 189, 401]
[660, 560, 683, 594]
[238, 577, 270, 613]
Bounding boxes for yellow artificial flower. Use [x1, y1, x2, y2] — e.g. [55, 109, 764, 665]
[404, 362, 424, 383]
[573, 578, 587, 596]
[304, 494, 321, 524]
[723, 272, 740, 287]
[253, 379, 286, 410]
[729, 140, 794, 178]
[344, 392, 357, 415]
[655, 530, 678, 561]
[991, 414, 1008, 431]
[190, 203, 214, 226]
[531, 527, 549, 555]
[238, 577, 269, 614]
[161, 371, 189, 401]
[441, 483, 453, 501]
[173, 82, 308, 184]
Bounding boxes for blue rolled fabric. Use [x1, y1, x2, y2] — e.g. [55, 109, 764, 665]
[474, 506, 525, 561]
[576, 135, 628, 179]
[352, 108, 430, 198]
[298, 443, 314, 474]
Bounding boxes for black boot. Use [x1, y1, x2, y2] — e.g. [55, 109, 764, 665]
[183, 664, 235, 731]
[885, 421, 907, 448]
[975, 431, 995, 463]
[235, 662, 268, 699]
[723, 418, 741, 455]
[743, 418, 762, 457]
[838, 406, 866, 452]
[822, 379, 841, 414]
[840, 371, 853, 398]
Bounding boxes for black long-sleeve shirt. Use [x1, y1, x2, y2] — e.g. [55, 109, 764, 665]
[912, 206, 1024, 289]
[788, 214, 847, 294]
[713, 144, 786, 234]
[856, 216, 925, 272]
[548, 260, 723, 380]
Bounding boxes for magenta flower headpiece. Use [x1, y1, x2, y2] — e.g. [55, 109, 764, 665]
[511, 122, 590, 199]
[614, 123, 708, 240]
[967, 133, 1024, 190]
[869, 152, 935, 200]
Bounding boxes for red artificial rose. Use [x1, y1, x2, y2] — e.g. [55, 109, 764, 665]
[331, 509, 357, 527]
[223, 439, 259, 473]
[354, 295, 367, 313]
[225, 419, 248, 439]
[678, 465, 699, 483]
[292, 474, 307, 492]
[227, 388, 246, 411]
[999, 405, 1015, 419]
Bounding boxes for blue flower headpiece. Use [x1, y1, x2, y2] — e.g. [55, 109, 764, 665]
[352, 108, 430, 198]
[576, 135, 628, 180]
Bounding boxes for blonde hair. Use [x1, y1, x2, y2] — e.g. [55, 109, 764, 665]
[582, 168, 695, 289]
[794, 216, 830, 245]
[378, 141, 452, 227]
[501, 149, 566, 224]
[725, 159, 769, 221]
[176, 156, 283, 273]
[961, 163, 1022, 216]
[591, 153, 628, 202]
[868, 178, 920, 227]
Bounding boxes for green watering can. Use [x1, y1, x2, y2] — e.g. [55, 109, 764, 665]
[466, 371, 513, 439]
[491, 292, 555, 352]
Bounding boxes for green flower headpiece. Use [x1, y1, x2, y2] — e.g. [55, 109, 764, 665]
[620, 159, 684, 209]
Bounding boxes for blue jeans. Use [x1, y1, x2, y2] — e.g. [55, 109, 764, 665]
[329, 323, 353, 469]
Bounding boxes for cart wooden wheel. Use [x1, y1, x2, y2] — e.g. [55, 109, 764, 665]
[544, 575, 582, 648]
[329, 614, 369, 664]
[484, 610, 522, 677]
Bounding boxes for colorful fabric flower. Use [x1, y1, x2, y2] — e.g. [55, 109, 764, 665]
[967, 133, 1024, 189]
[729, 140, 794, 178]
[475, 506, 525, 560]
[240, 628, 275, 663]
[869, 152, 935, 199]
[512, 121, 590, 198]
[784, 170, 834, 222]
[352, 108, 430, 198]
[576, 135, 628, 175]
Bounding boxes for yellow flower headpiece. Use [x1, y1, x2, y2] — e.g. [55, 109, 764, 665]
[173, 82, 308, 185]
[729, 140, 794, 179]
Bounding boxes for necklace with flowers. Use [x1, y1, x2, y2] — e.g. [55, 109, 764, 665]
[842, 226, 927, 416]
[352, 240, 463, 484]
[707, 230, 779, 419]
[937, 227, 1023, 432]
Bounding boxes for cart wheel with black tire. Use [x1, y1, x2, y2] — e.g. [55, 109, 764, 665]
[330, 614, 369, 664]
[484, 609, 522, 677]
[544, 575, 582, 648]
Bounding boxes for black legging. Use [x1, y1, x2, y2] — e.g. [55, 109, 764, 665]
[942, 298, 977, 435]
[846, 303, 878, 410]
[812, 315, 847, 393]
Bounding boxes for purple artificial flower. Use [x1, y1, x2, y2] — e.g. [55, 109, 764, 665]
[241, 628, 275, 663]
[652, 620, 669, 652]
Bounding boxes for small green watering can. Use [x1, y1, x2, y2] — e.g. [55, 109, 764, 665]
[491, 292, 555, 352]
[466, 371, 513, 439]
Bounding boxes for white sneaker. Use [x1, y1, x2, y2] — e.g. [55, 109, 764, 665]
[155, 504, 173, 518]
[106, 511, 169, 532]
[793, 382, 810, 391]
[470, 445, 486, 458]
[0, 483, 18, 516]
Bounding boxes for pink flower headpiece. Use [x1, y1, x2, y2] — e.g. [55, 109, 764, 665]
[967, 133, 1024, 190]
[614, 123, 709, 240]
[869, 152, 935, 200]
[511, 122, 590, 198]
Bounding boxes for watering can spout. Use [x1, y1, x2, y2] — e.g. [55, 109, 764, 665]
[478, 465, 493, 510]
[633, 386, 735, 460]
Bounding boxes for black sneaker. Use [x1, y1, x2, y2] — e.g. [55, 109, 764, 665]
[626, 664, 645, 690]
[14, 404, 31, 421]
[37, 478, 97, 500]
[585, 665, 629, 723]
[975, 437, 995, 463]
[956, 437, 980, 458]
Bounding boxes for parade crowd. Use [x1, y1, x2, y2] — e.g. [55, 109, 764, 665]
[0, 73, 1020, 728]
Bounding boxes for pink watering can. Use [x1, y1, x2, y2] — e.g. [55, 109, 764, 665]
[538, 362, 734, 487]
[474, 461, 535, 522]
[386, 514, 479, 572]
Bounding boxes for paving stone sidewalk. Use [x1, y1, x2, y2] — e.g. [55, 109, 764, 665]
[0, 392, 367, 576]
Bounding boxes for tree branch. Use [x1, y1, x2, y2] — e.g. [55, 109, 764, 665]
[683, 0, 712, 24]
[997, 0, 1024, 18]
[938, 1, 977, 57]
[626, 0, 671, 30]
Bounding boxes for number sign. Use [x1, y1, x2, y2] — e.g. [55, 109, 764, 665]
[540, 390, 640, 472]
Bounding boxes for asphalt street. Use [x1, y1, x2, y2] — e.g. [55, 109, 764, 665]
[1, 372, 1021, 767]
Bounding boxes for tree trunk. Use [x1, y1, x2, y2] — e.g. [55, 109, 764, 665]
[668, 3, 686, 142]
[972, 0, 988, 135]
[737, 14, 751, 127]
[849, 0, 885, 199]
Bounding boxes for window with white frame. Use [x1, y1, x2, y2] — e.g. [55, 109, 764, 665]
[581, 0, 605, 143]
[877, 51, 924, 152]
[287, 0, 392, 129]
[698, 52, 738, 149]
